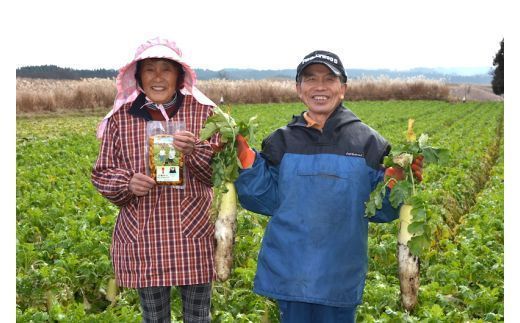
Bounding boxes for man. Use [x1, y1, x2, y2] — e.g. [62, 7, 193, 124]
[234, 50, 417, 322]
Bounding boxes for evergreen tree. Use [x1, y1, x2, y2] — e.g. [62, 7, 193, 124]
[491, 39, 504, 95]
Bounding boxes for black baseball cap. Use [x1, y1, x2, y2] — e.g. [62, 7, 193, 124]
[296, 50, 348, 83]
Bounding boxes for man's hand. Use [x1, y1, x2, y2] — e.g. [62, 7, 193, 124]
[385, 155, 424, 189]
[173, 131, 197, 156]
[411, 155, 424, 181]
[236, 134, 255, 169]
[384, 166, 405, 189]
[129, 173, 156, 196]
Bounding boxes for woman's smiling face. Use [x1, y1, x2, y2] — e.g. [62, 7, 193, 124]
[139, 58, 180, 104]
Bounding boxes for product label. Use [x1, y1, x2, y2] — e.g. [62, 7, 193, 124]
[149, 135, 184, 185]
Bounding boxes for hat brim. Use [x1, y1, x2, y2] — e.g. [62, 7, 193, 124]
[298, 61, 343, 79]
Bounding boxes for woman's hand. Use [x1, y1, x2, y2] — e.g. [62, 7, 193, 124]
[173, 131, 197, 155]
[129, 173, 156, 196]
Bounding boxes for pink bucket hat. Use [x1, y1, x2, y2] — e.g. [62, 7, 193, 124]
[97, 37, 216, 138]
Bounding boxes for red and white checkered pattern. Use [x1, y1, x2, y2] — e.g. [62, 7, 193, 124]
[92, 95, 219, 287]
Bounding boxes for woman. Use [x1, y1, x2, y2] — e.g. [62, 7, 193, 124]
[92, 37, 218, 322]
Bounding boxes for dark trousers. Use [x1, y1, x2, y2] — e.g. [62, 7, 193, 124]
[138, 284, 212, 323]
[277, 300, 356, 323]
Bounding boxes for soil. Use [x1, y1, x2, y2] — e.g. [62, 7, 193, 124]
[448, 84, 503, 102]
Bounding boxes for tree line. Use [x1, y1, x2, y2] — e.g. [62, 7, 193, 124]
[16, 65, 118, 80]
[491, 39, 504, 95]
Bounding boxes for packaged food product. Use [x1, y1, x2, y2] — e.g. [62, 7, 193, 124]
[146, 121, 185, 188]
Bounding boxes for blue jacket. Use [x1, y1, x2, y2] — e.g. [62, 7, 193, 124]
[235, 105, 399, 307]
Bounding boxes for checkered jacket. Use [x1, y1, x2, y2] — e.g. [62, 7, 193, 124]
[92, 95, 218, 287]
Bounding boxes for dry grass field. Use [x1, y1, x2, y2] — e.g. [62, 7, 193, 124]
[16, 76, 489, 114]
[16, 78, 116, 113]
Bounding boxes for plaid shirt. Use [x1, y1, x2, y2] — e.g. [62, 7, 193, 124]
[92, 94, 219, 288]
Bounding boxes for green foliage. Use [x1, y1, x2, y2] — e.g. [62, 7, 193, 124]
[365, 120, 449, 256]
[17, 101, 503, 321]
[365, 182, 387, 216]
[200, 105, 258, 223]
[491, 38, 504, 95]
[389, 180, 412, 208]
[200, 105, 258, 189]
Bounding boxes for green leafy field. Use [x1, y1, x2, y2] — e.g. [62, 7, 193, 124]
[17, 101, 504, 322]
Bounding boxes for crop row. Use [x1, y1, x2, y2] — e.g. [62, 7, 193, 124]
[361, 139, 504, 322]
[361, 102, 504, 321]
[16, 101, 503, 322]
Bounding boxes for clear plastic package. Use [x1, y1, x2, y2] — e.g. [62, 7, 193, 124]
[145, 121, 186, 188]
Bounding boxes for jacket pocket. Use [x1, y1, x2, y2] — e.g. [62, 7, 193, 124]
[180, 195, 214, 239]
[113, 198, 139, 244]
[297, 168, 353, 180]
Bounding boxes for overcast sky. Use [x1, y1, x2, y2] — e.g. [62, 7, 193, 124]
[11, 0, 506, 72]
[4, 2, 516, 319]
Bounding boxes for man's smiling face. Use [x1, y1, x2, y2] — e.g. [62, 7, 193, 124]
[296, 63, 347, 122]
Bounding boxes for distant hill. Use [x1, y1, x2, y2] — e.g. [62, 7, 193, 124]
[16, 65, 492, 84]
[16, 65, 118, 80]
[194, 67, 492, 84]
[346, 68, 492, 84]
